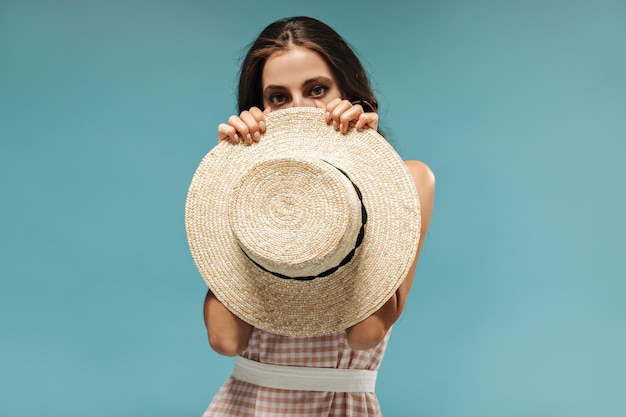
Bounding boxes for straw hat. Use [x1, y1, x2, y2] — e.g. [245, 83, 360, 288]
[185, 107, 420, 337]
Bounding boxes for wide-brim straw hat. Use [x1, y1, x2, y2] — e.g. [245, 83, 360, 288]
[185, 107, 420, 337]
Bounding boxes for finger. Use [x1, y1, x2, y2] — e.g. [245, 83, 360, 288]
[323, 97, 343, 113]
[338, 105, 365, 134]
[227, 115, 251, 144]
[248, 107, 266, 138]
[328, 100, 355, 133]
[239, 111, 262, 144]
[314, 100, 329, 124]
[247, 106, 264, 122]
[355, 112, 379, 131]
[218, 123, 239, 144]
[323, 98, 343, 124]
[259, 107, 272, 134]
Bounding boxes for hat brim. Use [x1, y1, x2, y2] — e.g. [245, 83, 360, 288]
[185, 107, 420, 336]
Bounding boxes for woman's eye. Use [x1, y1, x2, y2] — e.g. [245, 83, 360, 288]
[310, 86, 328, 97]
[269, 94, 287, 104]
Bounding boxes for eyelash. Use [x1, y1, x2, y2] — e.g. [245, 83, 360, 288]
[310, 85, 328, 96]
[268, 85, 329, 105]
[269, 94, 287, 104]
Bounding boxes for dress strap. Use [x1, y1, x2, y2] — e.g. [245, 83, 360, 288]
[232, 356, 377, 392]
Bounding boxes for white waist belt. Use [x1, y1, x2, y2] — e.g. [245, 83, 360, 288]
[232, 356, 377, 393]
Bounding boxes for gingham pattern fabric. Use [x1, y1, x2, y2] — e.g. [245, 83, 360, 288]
[202, 327, 390, 417]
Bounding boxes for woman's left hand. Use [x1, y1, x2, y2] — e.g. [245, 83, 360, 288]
[316, 99, 378, 134]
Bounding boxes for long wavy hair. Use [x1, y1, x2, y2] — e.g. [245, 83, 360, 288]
[237, 16, 379, 116]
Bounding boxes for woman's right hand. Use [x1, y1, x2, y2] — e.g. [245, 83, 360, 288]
[218, 106, 270, 145]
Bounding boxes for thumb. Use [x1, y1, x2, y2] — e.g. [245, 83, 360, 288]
[263, 106, 272, 114]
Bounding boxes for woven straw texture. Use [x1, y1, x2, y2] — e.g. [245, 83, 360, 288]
[185, 107, 420, 336]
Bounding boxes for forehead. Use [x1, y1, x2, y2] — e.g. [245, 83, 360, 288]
[262, 46, 335, 87]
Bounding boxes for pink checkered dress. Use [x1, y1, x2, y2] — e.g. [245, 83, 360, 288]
[202, 327, 390, 416]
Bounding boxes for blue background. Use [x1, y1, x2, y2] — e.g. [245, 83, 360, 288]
[1, 0, 625, 416]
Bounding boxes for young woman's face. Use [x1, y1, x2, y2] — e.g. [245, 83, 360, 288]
[262, 46, 343, 110]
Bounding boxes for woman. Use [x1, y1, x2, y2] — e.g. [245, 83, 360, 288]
[203, 16, 435, 416]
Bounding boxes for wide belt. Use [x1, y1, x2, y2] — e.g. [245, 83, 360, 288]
[231, 356, 377, 393]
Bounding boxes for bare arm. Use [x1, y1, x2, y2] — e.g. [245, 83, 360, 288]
[203, 289, 253, 356]
[346, 160, 435, 350]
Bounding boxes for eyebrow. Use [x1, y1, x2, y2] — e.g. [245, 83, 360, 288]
[263, 76, 334, 92]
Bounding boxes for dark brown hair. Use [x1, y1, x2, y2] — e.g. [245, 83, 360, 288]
[237, 16, 378, 114]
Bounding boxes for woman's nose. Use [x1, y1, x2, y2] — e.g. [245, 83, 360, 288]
[292, 95, 314, 108]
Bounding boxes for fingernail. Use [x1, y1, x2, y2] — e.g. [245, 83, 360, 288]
[253, 131, 260, 142]
[259, 121, 266, 132]
[246, 133, 252, 143]
[333, 120, 338, 130]
[325, 112, 331, 123]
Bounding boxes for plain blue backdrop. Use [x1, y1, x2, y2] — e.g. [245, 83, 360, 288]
[1, 0, 625, 416]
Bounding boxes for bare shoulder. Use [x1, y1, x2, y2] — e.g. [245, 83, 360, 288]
[404, 160, 435, 196]
[404, 159, 435, 227]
